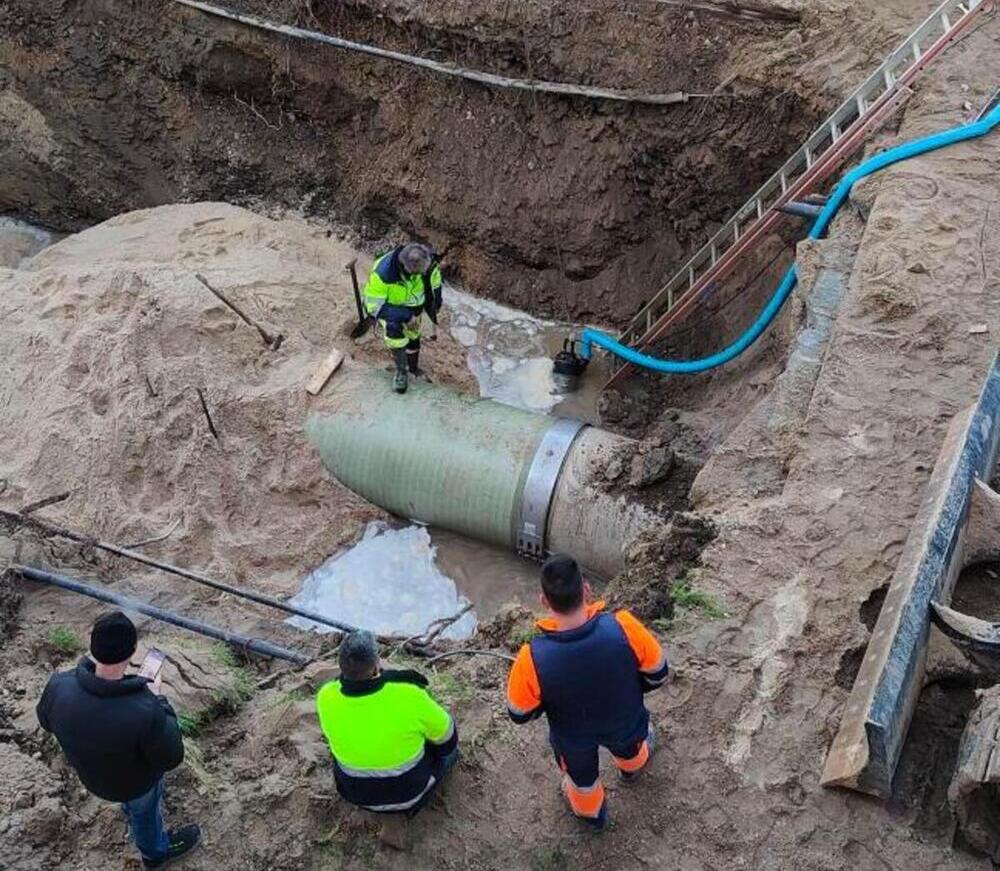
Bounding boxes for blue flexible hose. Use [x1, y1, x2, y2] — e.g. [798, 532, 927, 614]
[579, 103, 1000, 374]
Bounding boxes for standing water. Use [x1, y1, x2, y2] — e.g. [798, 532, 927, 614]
[446, 285, 568, 414]
[286, 522, 537, 640]
[0, 216, 58, 268]
[445, 285, 605, 421]
[288, 286, 604, 639]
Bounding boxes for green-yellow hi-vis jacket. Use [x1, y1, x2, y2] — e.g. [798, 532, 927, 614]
[363, 246, 443, 320]
[316, 669, 457, 812]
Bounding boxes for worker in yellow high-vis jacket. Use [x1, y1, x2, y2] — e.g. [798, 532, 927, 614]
[316, 630, 459, 816]
[363, 243, 443, 394]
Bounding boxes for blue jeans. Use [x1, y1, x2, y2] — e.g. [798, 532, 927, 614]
[406, 747, 460, 817]
[122, 778, 169, 862]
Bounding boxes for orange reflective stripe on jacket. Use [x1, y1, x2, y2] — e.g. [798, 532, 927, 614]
[506, 644, 542, 721]
[614, 609, 668, 676]
[535, 600, 607, 633]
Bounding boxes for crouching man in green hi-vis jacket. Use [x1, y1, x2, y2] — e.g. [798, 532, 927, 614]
[316, 630, 459, 817]
[363, 242, 443, 395]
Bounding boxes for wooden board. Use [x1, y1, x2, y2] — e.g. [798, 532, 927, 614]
[305, 348, 345, 395]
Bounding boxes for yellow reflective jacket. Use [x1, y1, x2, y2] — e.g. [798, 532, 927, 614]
[363, 247, 443, 316]
[316, 669, 456, 812]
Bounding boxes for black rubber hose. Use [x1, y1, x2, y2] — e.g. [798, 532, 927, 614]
[13, 563, 311, 665]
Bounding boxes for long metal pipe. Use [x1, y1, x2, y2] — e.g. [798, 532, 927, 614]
[306, 366, 661, 578]
[1, 509, 358, 634]
[14, 564, 311, 665]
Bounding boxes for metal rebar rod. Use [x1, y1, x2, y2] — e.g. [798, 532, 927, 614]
[0, 510, 359, 634]
[13, 564, 311, 665]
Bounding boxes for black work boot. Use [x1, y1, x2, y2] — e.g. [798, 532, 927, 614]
[392, 348, 409, 394]
[142, 825, 202, 869]
[407, 342, 424, 378]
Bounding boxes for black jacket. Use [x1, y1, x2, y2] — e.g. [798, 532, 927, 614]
[36, 658, 184, 802]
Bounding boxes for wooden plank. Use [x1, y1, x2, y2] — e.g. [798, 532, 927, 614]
[822, 353, 1000, 797]
[305, 348, 345, 396]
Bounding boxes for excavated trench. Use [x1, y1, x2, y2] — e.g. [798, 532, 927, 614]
[11, 3, 1000, 869]
[0, 0, 828, 329]
[0, 0, 844, 643]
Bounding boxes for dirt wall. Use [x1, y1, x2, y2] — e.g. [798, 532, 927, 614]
[0, 0, 881, 326]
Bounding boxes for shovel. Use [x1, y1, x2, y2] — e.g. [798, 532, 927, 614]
[345, 259, 371, 339]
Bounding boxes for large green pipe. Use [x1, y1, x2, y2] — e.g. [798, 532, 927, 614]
[306, 366, 552, 548]
[305, 365, 656, 578]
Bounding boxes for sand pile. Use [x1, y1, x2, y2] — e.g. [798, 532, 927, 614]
[0, 202, 469, 596]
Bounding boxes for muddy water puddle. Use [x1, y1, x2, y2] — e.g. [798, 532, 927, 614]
[0, 216, 59, 268]
[287, 521, 539, 640]
[445, 285, 604, 421]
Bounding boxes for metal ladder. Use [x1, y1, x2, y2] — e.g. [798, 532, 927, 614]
[605, 0, 993, 389]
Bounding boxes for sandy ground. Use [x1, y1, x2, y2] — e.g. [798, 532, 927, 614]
[2, 2, 1000, 871]
[0, 201, 479, 587]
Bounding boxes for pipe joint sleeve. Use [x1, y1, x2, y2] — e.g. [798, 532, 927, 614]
[515, 418, 587, 559]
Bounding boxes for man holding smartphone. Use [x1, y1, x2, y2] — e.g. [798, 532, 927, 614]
[36, 611, 201, 868]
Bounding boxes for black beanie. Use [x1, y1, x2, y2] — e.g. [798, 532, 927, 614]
[90, 611, 138, 665]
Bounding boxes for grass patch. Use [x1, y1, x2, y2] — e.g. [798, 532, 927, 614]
[428, 670, 476, 706]
[46, 626, 83, 656]
[212, 642, 240, 669]
[671, 581, 727, 621]
[529, 845, 568, 871]
[508, 621, 540, 647]
[177, 712, 203, 737]
[213, 665, 255, 713]
[209, 642, 255, 713]
[175, 643, 257, 734]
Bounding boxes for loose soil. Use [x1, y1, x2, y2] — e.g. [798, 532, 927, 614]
[2, 1, 1000, 870]
[952, 562, 1000, 624]
[0, 0, 919, 326]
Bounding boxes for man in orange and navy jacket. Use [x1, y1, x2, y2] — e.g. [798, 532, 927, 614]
[506, 554, 668, 829]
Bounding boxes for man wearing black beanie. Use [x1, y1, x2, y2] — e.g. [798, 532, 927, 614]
[37, 611, 201, 868]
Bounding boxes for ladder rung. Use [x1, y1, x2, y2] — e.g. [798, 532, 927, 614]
[610, 0, 990, 387]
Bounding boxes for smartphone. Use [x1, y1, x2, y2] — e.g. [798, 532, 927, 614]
[137, 648, 166, 681]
